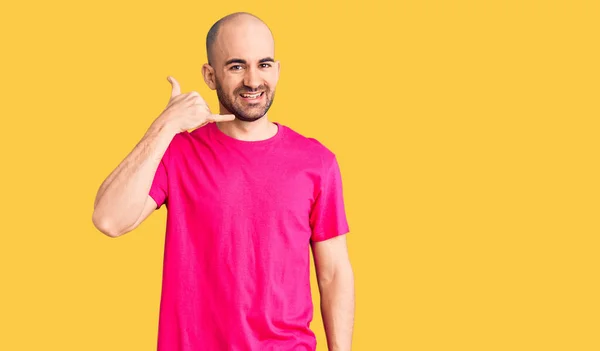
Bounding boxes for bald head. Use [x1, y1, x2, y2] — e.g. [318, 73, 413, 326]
[206, 12, 274, 66]
[201, 12, 280, 122]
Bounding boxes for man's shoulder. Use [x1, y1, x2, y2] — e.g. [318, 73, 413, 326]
[281, 123, 336, 159]
[161, 127, 207, 161]
[172, 124, 212, 147]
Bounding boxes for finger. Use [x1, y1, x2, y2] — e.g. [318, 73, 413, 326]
[187, 91, 203, 103]
[167, 76, 181, 98]
[207, 114, 236, 122]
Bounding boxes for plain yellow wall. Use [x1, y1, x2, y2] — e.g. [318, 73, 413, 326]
[0, 1, 598, 350]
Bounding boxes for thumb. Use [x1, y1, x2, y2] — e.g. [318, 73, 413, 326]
[167, 76, 181, 98]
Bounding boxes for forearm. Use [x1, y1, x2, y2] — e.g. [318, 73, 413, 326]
[92, 117, 177, 235]
[319, 262, 355, 351]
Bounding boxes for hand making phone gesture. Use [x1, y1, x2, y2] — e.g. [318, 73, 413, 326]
[161, 76, 235, 133]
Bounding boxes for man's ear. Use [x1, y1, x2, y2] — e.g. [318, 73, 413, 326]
[202, 63, 216, 90]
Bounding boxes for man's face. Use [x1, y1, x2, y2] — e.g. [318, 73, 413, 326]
[208, 21, 280, 122]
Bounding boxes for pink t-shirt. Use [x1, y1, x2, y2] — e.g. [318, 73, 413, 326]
[149, 122, 350, 351]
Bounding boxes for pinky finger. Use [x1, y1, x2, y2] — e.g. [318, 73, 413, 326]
[208, 114, 236, 122]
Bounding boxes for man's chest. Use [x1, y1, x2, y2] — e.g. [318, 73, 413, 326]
[170, 155, 319, 220]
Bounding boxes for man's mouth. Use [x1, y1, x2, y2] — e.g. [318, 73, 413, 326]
[240, 92, 264, 100]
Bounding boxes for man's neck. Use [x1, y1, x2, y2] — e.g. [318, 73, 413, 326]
[215, 115, 278, 142]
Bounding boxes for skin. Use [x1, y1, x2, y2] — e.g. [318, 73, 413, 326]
[312, 235, 355, 351]
[202, 14, 280, 141]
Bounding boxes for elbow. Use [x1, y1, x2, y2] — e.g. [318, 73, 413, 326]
[92, 210, 125, 238]
[318, 262, 354, 290]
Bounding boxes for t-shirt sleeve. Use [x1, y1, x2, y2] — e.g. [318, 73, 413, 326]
[309, 155, 350, 242]
[148, 137, 174, 210]
[149, 156, 168, 209]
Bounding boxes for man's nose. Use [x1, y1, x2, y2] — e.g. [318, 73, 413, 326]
[243, 67, 262, 90]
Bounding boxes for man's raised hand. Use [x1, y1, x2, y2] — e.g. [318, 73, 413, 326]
[160, 76, 235, 133]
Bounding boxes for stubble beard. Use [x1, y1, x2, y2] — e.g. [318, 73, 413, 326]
[215, 80, 275, 122]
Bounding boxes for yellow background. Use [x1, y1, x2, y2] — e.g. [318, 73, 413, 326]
[1, 0, 598, 350]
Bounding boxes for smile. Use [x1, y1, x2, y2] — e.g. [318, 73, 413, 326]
[240, 92, 264, 100]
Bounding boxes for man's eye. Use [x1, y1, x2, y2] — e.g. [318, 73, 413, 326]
[230, 65, 243, 70]
[260, 63, 272, 68]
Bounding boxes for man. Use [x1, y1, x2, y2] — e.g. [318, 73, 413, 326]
[92, 12, 354, 351]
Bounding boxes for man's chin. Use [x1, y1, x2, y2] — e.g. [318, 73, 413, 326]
[234, 112, 266, 122]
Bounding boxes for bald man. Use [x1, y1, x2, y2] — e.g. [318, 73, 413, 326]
[93, 12, 354, 351]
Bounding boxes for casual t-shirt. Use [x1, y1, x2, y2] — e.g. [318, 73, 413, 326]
[149, 121, 350, 351]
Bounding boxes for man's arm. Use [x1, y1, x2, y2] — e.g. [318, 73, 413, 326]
[311, 234, 355, 351]
[92, 76, 235, 238]
[92, 118, 178, 237]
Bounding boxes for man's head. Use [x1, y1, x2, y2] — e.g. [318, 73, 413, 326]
[202, 12, 280, 122]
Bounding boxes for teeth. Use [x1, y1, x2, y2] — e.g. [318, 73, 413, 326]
[241, 92, 261, 98]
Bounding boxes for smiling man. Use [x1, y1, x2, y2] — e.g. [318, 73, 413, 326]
[92, 12, 354, 351]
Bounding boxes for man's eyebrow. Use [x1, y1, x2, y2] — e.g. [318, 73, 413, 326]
[224, 58, 246, 66]
[259, 57, 275, 63]
[224, 57, 275, 66]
